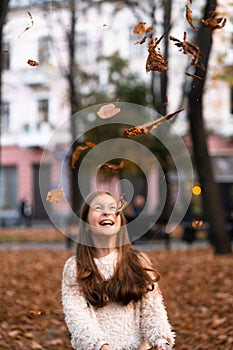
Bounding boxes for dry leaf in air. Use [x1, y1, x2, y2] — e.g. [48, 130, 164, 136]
[27, 59, 39, 67]
[46, 186, 64, 203]
[192, 219, 203, 229]
[124, 109, 184, 137]
[170, 32, 204, 69]
[97, 104, 121, 119]
[19, 11, 34, 38]
[71, 145, 88, 169]
[97, 160, 124, 171]
[71, 141, 96, 169]
[186, 5, 197, 30]
[201, 11, 226, 31]
[146, 36, 168, 73]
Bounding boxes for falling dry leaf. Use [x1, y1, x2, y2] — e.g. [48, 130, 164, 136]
[133, 22, 147, 35]
[201, 11, 227, 31]
[97, 160, 124, 172]
[192, 219, 203, 229]
[97, 103, 121, 119]
[85, 141, 96, 148]
[133, 22, 153, 35]
[135, 36, 147, 45]
[27, 59, 39, 67]
[116, 194, 128, 215]
[170, 32, 204, 69]
[71, 141, 96, 169]
[186, 5, 197, 30]
[124, 109, 184, 137]
[18, 11, 34, 38]
[146, 35, 168, 73]
[185, 71, 204, 80]
[46, 185, 64, 203]
[164, 96, 169, 106]
[71, 145, 88, 169]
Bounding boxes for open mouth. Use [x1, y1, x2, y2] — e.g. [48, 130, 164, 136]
[99, 219, 114, 226]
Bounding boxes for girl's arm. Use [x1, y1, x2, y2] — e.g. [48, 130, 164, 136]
[62, 256, 110, 350]
[139, 253, 175, 349]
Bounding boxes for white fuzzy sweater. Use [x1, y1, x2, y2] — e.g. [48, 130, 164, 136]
[62, 250, 175, 350]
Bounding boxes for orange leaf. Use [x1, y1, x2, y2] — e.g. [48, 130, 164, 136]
[46, 186, 64, 203]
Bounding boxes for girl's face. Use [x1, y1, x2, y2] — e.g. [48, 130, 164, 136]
[87, 193, 121, 236]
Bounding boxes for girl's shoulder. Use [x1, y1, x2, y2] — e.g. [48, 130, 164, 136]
[62, 255, 77, 283]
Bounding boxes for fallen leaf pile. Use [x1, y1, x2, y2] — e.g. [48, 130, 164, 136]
[0, 243, 233, 349]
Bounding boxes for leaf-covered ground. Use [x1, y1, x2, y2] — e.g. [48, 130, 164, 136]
[0, 236, 233, 349]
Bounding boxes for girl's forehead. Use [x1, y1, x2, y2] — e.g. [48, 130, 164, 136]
[90, 193, 117, 205]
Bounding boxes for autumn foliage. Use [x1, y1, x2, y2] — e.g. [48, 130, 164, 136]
[0, 234, 233, 349]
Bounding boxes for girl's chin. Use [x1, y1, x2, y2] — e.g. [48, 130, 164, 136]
[91, 226, 120, 236]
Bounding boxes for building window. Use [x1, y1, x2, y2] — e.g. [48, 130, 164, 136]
[129, 26, 146, 59]
[37, 99, 49, 126]
[0, 102, 10, 133]
[0, 166, 17, 209]
[2, 42, 10, 70]
[38, 36, 50, 65]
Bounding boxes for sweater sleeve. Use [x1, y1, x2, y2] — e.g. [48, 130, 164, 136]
[139, 252, 175, 347]
[61, 256, 108, 350]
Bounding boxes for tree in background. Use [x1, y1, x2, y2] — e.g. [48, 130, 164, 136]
[0, 0, 10, 133]
[187, 0, 232, 254]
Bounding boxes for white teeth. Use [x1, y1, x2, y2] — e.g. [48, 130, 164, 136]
[100, 220, 114, 226]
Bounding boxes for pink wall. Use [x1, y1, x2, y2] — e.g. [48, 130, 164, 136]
[1, 145, 58, 202]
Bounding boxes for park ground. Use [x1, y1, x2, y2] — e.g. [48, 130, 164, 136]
[0, 227, 233, 350]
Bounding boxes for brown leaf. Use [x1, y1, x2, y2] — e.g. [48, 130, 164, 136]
[201, 11, 227, 31]
[135, 36, 147, 45]
[71, 142, 96, 168]
[146, 36, 168, 73]
[85, 141, 96, 148]
[19, 11, 34, 38]
[185, 71, 204, 80]
[124, 109, 184, 137]
[116, 194, 128, 215]
[71, 145, 88, 169]
[28, 310, 45, 317]
[97, 160, 124, 172]
[46, 186, 64, 203]
[31, 341, 43, 350]
[27, 59, 39, 67]
[192, 219, 203, 229]
[186, 5, 197, 30]
[170, 32, 204, 69]
[97, 103, 121, 119]
[133, 22, 147, 35]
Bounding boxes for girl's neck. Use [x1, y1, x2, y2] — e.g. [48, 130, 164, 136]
[93, 247, 116, 258]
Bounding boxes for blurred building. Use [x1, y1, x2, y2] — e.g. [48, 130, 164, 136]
[1, 0, 233, 224]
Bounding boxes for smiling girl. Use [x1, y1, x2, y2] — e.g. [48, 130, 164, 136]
[62, 191, 175, 350]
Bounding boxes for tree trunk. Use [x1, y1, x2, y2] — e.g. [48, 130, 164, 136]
[67, 0, 82, 215]
[188, 0, 232, 254]
[0, 0, 10, 125]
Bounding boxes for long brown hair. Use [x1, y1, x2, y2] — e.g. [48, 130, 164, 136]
[76, 191, 159, 307]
